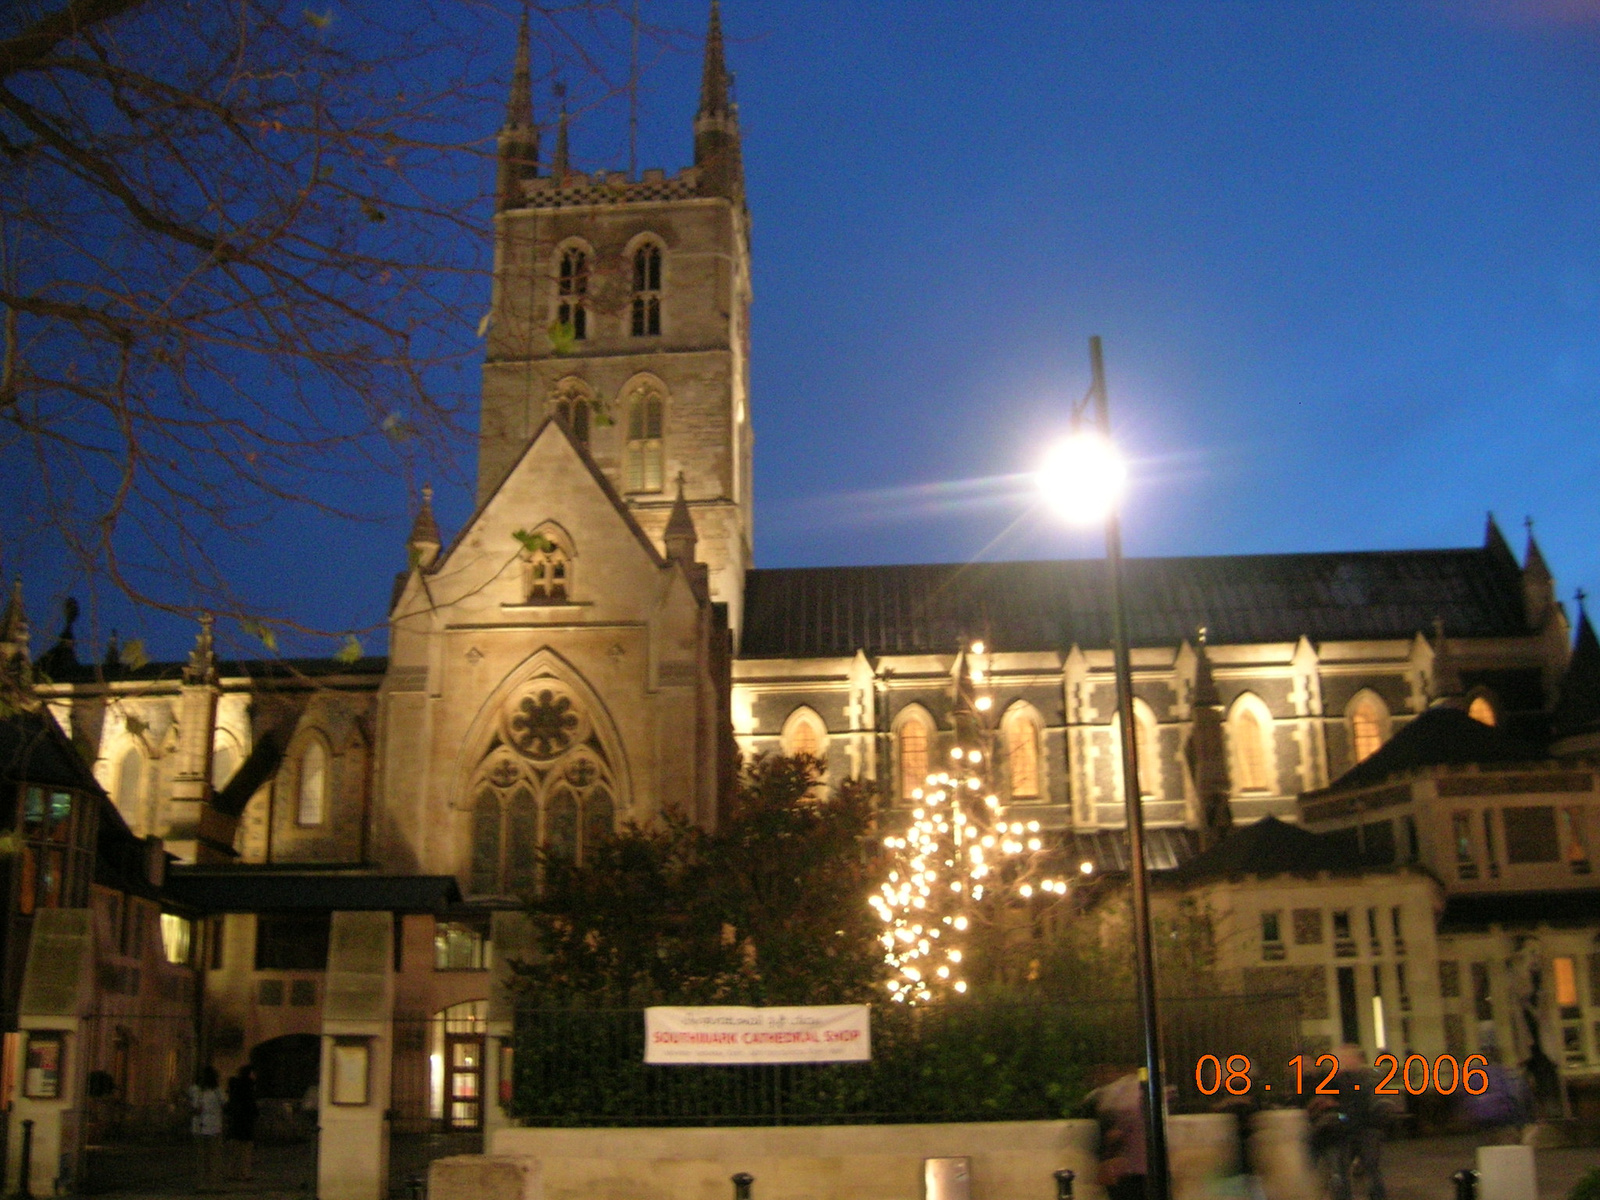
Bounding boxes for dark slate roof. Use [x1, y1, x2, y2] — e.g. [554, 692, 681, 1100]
[1062, 826, 1199, 876]
[1323, 706, 1544, 793]
[0, 706, 101, 793]
[1439, 891, 1600, 932]
[1168, 816, 1365, 883]
[740, 546, 1528, 659]
[163, 869, 461, 914]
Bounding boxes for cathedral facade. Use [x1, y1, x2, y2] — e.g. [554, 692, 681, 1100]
[7, 4, 1600, 1179]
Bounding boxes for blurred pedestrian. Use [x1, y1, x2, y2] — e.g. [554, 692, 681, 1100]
[1317, 1045, 1397, 1200]
[1091, 1071, 1148, 1200]
[225, 1064, 259, 1182]
[189, 1066, 224, 1192]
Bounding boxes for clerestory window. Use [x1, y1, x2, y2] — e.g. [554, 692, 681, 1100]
[558, 248, 588, 340]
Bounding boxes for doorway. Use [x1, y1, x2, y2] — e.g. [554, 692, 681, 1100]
[445, 1035, 483, 1130]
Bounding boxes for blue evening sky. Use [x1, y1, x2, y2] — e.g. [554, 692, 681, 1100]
[21, 0, 1600, 660]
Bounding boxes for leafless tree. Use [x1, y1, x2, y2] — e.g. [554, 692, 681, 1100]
[0, 0, 661, 649]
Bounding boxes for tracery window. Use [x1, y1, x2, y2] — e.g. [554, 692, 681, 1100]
[557, 247, 588, 340]
[631, 243, 662, 336]
[1005, 710, 1040, 798]
[782, 708, 826, 759]
[1348, 693, 1388, 763]
[296, 740, 328, 826]
[465, 677, 619, 895]
[624, 387, 665, 493]
[897, 714, 930, 800]
[527, 547, 569, 601]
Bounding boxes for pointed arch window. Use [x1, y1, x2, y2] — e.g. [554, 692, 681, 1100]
[1005, 711, 1040, 799]
[527, 546, 569, 601]
[1232, 706, 1270, 794]
[625, 387, 665, 492]
[783, 708, 827, 760]
[116, 747, 145, 811]
[897, 717, 930, 800]
[583, 789, 614, 855]
[550, 379, 592, 447]
[470, 790, 501, 896]
[506, 788, 540, 894]
[557, 248, 588, 339]
[631, 243, 662, 336]
[296, 740, 328, 826]
[1348, 693, 1388, 763]
[546, 788, 578, 861]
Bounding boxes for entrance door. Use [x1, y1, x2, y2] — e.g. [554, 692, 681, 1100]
[445, 1035, 483, 1130]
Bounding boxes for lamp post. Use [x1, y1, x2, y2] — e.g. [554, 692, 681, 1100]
[1040, 336, 1170, 1200]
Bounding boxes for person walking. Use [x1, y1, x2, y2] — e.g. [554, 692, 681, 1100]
[1319, 1045, 1397, 1200]
[225, 1064, 260, 1182]
[189, 1066, 224, 1192]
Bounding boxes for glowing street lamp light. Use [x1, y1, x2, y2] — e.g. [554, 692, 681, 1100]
[1042, 337, 1170, 1200]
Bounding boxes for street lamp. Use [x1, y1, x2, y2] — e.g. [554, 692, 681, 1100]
[1038, 336, 1170, 1200]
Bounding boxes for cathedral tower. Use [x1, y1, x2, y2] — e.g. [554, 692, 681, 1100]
[479, 2, 754, 636]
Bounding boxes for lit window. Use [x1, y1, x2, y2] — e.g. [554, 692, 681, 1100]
[1468, 695, 1496, 727]
[557, 248, 588, 339]
[296, 741, 328, 826]
[1135, 709, 1157, 798]
[1563, 807, 1591, 873]
[160, 913, 192, 966]
[631, 243, 662, 336]
[624, 388, 664, 492]
[785, 710, 825, 759]
[1007, 714, 1040, 798]
[1233, 707, 1269, 792]
[1350, 695, 1386, 763]
[434, 920, 489, 971]
[898, 719, 929, 799]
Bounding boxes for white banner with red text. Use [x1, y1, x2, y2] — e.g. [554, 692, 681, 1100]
[643, 1004, 872, 1064]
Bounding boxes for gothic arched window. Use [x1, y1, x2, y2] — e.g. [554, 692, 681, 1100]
[1005, 710, 1040, 799]
[1348, 693, 1388, 763]
[782, 707, 827, 760]
[625, 387, 665, 493]
[470, 790, 501, 895]
[557, 247, 588, 340]
[897, 715, 930, 800]
[117, 747, 144, 811]
[506, 788, 540, 894]
[1230, 701, 1271, 794]
[631, 243, 662, 336]
[583, 789, 614, 857]
[550, 379, 592, 447]
[296, 740, 328, 825]
[546, 788, 578, 861]
[528, 546, 570, 601]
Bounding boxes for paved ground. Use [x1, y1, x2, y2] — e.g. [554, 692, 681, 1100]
[74, 1131, 1597, 1200]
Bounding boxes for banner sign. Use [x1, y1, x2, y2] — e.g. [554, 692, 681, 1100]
[644, 1004, 871, 1065]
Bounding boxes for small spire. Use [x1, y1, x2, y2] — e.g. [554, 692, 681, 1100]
[1191, 625, 1220, 709]
[698, 0, 730, 118]
[103, 628, 120, 670]
[552, 81, 570, 177]
[505, 6, 533, 131]
[664, 472, 698, 563]
[0, 578, 27, 650]
[184, 613, 217, 686]
[408, 483, 442, 570]
[36, 596, 79, 678]
[1553, 601, 1600, 737]
[1524, 517, 1552, 582]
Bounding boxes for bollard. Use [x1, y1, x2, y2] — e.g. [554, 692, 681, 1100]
[17, 1117, 34, 1200]
[732, 1172, 755, 1200]
[1053, 1168, 1076, 1200]
[1453, 1168, 1479, 1200]
[407, 1173, 426, 1200]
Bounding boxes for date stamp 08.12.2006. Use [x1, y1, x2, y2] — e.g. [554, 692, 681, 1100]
[1195, 1053, 1493, 1097]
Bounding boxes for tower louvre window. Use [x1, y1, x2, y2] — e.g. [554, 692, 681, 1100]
[631, 244, 662, 336]
[625, 388, 664, 492]
[558, 248, 588, 340]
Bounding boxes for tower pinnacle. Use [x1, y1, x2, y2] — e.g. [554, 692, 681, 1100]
[698, 0, 730, 118]
[693, 1, 742, 201]
[496, 7, 539, 210]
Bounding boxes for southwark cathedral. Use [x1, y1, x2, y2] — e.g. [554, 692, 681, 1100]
[4, 5, 1600, 1186]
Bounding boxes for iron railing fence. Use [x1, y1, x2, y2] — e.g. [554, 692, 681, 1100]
[509, 994, 1301, 1127]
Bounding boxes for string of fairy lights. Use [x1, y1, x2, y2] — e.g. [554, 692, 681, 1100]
[869, 643, 1082, 1004]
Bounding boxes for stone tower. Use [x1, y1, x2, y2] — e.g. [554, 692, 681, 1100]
[478, 1, 754, 637]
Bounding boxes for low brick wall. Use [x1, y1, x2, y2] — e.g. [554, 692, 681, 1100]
[427, 1112, 1317, 1200]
